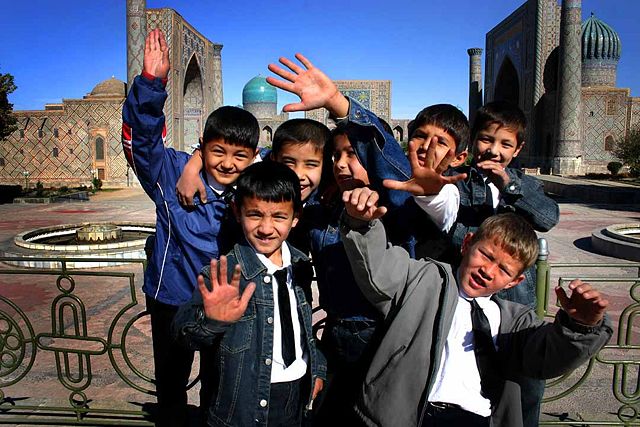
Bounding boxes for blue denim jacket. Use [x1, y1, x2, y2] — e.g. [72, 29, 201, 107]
[172, 240, 326, 427]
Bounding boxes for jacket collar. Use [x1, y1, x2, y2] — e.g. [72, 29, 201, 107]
[233, 238, 309, 280]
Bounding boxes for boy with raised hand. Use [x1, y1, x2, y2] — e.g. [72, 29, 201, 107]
[173, 161, 325, 427]
[122, 28, 259, 426]
[340, 186, 611, 427]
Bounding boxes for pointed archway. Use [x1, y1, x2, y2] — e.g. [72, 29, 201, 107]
[183, 54, 203, 150]
[494, 57, 520, 105]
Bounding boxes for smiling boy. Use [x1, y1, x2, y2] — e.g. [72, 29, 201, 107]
[173, 162, 325, 427]
[122, 29, 258, 426]
[339, 187, 612, 427]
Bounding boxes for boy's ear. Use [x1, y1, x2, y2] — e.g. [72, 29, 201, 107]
[450, 150, 468, 168]
[504, 273, 525, 290]
[513, 141, 525, 159]
[461, 232, 474, 256]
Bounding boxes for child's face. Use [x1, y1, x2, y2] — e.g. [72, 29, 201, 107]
[332, 134, 370, 192]
[457, 234, 525, 298]
[235, 196, 298, 266]
[272, 142, 323, 202]
[473, 123, 523, 169]
[411, 124, 459, 168]
[202, 139, 257, 186]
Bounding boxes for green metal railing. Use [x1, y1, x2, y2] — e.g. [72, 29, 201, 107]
[1, 247, 639, 425]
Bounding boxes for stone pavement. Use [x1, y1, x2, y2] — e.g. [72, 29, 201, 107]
[0, 184, 638, 425]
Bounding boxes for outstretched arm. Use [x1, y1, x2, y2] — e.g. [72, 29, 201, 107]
[555, 279, 608, 326]
[267, 54, 349, 117]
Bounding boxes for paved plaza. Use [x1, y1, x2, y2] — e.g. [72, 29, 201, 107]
[0, 179, 638, 425]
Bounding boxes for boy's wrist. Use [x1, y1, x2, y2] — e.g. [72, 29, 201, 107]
[326, 92, 350, 119]
[141, 70, 168, 87]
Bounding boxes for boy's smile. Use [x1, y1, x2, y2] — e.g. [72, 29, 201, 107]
[458, 234, 525, 298]
[333, 134, 370, 191]
[202, 139, 257, 186]
[473, 123, 523, 169]
[235, 196, 298, 266]
[273, 142, 323, 202]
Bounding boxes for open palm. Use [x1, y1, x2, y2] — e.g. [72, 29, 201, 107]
[143, 28, 170, 80]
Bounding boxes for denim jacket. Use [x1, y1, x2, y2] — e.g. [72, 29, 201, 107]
[172, 240, 326, 427]
[450, 163, 560, 250]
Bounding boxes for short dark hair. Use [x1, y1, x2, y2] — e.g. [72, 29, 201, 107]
[408, 104, 470, 153]
[471, 101, 527, 147]
[469, 213, 539, 272]
[234, 161, 302, 213]
[202, 106, 259, 150]
[272, 119, 330, 156]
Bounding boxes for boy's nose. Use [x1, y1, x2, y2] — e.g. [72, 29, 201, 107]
[479, 264, 495, 280]
[257, 219, 274, 234]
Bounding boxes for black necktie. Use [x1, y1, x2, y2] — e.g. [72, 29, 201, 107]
[470, 299, 502, 405]
[274, 269, 295, 368]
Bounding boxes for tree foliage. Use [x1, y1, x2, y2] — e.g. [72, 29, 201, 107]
[0, 71, 18, 140]
[614, 127, 640, 176]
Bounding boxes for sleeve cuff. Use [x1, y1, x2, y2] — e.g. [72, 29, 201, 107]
[141, 70, 168, 87]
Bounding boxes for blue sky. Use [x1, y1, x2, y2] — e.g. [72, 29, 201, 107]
[2, 0, 639, 119]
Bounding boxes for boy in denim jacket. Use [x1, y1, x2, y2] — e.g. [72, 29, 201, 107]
[173, 161, 325, 426]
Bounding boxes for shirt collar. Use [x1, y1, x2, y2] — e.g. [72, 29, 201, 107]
[205, 171, 227, 195]
[255, 241, 291, 275]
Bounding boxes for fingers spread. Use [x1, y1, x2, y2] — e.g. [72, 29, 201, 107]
[279, 56, 305, 75]
[240, 282, 257, 307]
[295, 53, 314, 70]
[218, 256, 228, 285]
[209, 259, 219, 290]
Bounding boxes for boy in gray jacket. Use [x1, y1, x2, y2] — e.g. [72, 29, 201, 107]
[339, 186, 612, 427]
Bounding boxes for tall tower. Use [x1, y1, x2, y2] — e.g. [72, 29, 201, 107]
[553, 0, 583, 175]
[126, 0, 147, 93]
[467, 48, 483, 126]
[211, 44, 224, 109]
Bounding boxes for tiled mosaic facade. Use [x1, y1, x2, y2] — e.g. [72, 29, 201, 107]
[0, 88, 127, 187]
[483, 0, 639, 174]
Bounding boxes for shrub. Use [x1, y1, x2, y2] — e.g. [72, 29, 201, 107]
[35, 181, 44, 196]
[614, 127, 640, 176]
[92, 177, 103, 191]
[607, 161, 623, 176]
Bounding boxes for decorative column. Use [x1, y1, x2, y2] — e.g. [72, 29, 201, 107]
[211, 44, 224, 110]
[467, 48, 483, 127]
[553, 0, 583, 175]
[126, 0, 147, 93]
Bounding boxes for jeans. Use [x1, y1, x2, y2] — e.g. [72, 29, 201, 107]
[267, 377, 306, 427]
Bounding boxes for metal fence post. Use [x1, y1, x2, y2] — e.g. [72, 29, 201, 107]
[536, 237, 549, 319]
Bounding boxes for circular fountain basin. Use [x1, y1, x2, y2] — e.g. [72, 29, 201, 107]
[3, 222, 155, 269]
[591, 223, 640, 261]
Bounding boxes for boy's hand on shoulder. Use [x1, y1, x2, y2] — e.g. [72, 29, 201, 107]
[384, 137, 467, 195]
[198, 256, 256, 323]
[143, 28, 170, 80]
[343, 187, 387, 221]
[476, 160, 510, 190]
[176, 150, 206, 207]
[555, 279, 608, 326]
[266, 54, 349, 117]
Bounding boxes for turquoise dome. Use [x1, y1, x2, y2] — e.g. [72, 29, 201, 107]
[242, 76, 277, 105]
[582, 13, 621, 61]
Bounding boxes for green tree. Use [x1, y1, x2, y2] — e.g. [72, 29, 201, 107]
[0, 71, 18, 140]
[614, 127, 640, 176]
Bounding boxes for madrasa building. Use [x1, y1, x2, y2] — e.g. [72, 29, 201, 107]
[0, 0, 222, 188]
[468, 0, 640, 175]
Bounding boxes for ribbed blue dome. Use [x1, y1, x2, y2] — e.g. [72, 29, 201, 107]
[242, 76, 277, 105]
[581, 13, 621, 61]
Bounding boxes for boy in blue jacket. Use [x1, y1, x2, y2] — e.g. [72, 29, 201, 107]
[121, 29, 259, 426]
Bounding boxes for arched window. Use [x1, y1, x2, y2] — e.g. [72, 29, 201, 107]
[606, 99, 616, 115]
[95, 137, 105, 160]
[604, 135, 615, 152]
[52, 147, 59, 158]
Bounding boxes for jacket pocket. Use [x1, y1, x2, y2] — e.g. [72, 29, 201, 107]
[365, 344, 406, 386]
[219, 312, 255, 354]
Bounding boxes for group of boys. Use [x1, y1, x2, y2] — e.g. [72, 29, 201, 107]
[122, 29, 613, 427]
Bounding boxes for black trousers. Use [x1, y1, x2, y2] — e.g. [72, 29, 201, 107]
[267, 376, 308, 427]
[146, 295, 214, 427]
[423, 402, 490, 427]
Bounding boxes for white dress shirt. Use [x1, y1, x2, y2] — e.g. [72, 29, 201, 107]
[255, 242, 308, 383]
[427, 284, 501, 417]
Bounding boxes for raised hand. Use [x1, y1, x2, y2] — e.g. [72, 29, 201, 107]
[555, 279, 608, 326]
[143, 28, 170, 80]
[476, 159, 510, 190]
[343, 187, 387, 221]
[198, 256, 256, 323]
[266, 54, 349, 117]
[383, 137, 467, 196]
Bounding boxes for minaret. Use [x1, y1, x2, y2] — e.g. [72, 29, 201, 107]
[211, 44, 224, 109]
[553, 0, 583, 175]
[467, 48, 483, 127]
[126, 0, 147, 93]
